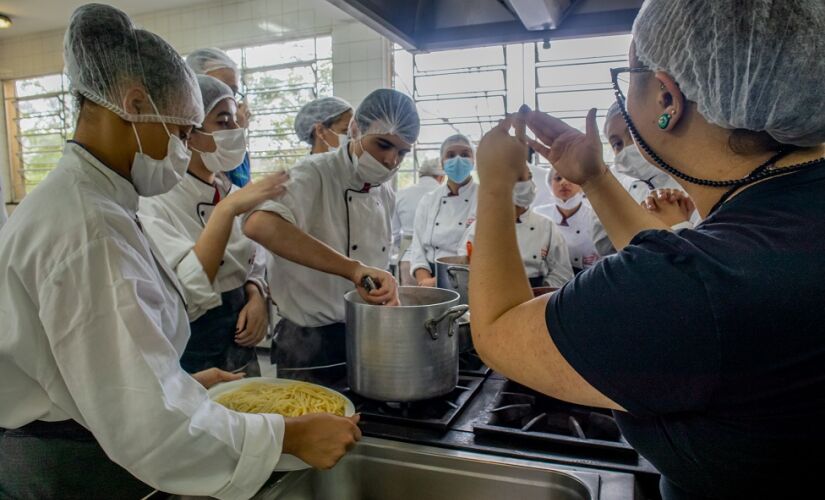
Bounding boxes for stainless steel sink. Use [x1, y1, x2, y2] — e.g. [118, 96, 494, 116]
[256, 438, 635, 500]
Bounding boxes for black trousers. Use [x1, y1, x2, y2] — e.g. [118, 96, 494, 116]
[0, 421, 155, 500]
[181, 286, 260, 376]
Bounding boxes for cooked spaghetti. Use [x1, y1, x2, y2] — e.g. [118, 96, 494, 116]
[215, 381, 346, 416]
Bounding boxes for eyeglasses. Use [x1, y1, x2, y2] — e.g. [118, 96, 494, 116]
[234, 90, 246, 101]
[610, 66, 651, 105]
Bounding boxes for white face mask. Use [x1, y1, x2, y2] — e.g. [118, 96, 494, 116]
[513, 179, 537, 208]
[130, 121, 191, 197]
[613, 144, 661, 181]
[321, 131, 348, 153]
[354, 140, 398, 185]
[555, 192, 583, 210]
[191, 128, 247, 173]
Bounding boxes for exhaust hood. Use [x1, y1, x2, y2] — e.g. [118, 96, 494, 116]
[504, 0, 573, 31]
[325, 0, 642, 52]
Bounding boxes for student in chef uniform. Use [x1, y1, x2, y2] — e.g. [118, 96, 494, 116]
[535, 169, 612, 273]
[393, 157, 444, 285]
[138, 75, 276, 376]
[470, 1, 825, 497]
[459, 170, 572, 288]
[408, 134, 478, 287]
[0, 5, 361, 498]
[294, 96, 354, 155]
[186, 48, 252, 188]
[605, 101, 696, 228]
[244, 88, 419, 385]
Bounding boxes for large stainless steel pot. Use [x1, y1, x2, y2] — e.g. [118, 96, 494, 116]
[345, 287, 468, 401]
[435, 255, 470, 305]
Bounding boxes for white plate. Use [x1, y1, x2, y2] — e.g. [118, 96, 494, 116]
[208, 377, 355, 471]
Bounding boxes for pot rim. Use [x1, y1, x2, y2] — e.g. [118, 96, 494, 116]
[344, 286, 460, 309]
[434, 255, 470, 267]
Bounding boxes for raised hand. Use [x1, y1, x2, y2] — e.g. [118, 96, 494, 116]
[222, 171, 289, 216]
[525, 107, 608, 186]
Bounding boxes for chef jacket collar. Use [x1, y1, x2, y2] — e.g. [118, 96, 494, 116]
[184, 170, 228, 204]
[65, 141, 139, 215]
[444, 179, 474, 197]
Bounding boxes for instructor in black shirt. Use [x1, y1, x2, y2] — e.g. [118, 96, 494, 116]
[469, 1, 825, 499]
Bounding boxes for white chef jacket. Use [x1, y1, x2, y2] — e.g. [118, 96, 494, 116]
[251, 141, 394, 327]
[458, 208, 574, 288]
[0, 142, 284, 499]
[409, 181, 478, 276]
[534, 200, 612, 270]
[392, 175, 441, 259]
[138, 172, 268, 321]
[612, 167, 701, 226]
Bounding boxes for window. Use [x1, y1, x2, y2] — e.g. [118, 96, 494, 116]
[392, 34, 632, 190]
[4, 74, 74, 201]
[224, 35, 333, 179]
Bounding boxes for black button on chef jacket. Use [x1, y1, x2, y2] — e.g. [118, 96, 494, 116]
[545, 165, 825, 500]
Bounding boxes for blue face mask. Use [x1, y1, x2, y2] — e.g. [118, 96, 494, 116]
[443, 156, 474, 183]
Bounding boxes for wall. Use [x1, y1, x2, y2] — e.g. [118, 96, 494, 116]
[0, 0, 391, 213]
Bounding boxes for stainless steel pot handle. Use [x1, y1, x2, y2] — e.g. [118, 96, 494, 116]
[424, 304, 470, 340]
[446, 266, 469, 289]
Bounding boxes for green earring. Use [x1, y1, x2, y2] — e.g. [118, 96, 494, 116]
[658, 113, 671, 129]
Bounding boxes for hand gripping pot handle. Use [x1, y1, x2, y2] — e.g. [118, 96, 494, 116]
[446, 266, 469, 289]
[424, 304, 470, 340]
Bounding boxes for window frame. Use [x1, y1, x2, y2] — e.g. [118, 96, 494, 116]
[392, 34, 633, 190]
[227, 34, 333, 179]
[3, 75, 74, 203]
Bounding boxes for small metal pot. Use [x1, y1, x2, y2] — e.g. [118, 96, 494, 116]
[345, 287, 469, 401]
[435, 256, 470, 305]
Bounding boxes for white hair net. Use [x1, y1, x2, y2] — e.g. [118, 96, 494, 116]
[64, 4, 203, 127]
[197, 75, 234, 118]
[294, 96, 353, 145]
[186, 48, 239, 75]
[546, 167, 556, 190]
[633, 0, 825, 147]
[440, 134, 474, 158]
[418, 157, 445, 176]
[353, 89, 420, 144]
[603, 102, 622, 136]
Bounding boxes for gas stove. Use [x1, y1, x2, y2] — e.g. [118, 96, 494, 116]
[473, 380, 637, 463]
[343, 368, 658, 481]
[340, 376, 484, 432]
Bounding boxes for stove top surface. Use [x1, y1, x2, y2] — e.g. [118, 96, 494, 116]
[340, 376, 484, 432]
[345, 371, 657, 476]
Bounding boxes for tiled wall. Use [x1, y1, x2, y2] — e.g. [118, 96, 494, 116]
[0, 0, 391, 210]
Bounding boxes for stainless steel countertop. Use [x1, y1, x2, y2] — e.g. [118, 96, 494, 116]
[252, 437, 636, 500]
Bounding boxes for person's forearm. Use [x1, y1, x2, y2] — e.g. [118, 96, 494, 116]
[244, 281, 262, 300]
[244, 211, 360, 282]
[193, 203, 236, 282]
[470, 186, 534, 330]
[582, 170, 670, 250]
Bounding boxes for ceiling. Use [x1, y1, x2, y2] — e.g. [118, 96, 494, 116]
[0, 0, 216, 39]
